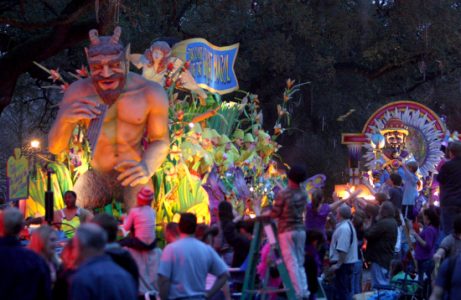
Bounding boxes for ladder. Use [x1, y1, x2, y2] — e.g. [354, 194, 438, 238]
[241, 216, 296, 300]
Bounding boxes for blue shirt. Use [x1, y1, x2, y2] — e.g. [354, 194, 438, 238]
[402, 167, 418, 206]
[435, 254, 461, 299]
[0, 236, 52, 300]
[70, 255, 137, 300]
[158, 237, 228, 299]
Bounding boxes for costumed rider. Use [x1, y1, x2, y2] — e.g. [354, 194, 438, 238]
[378, 118, 415, 185]
[232, 129, 245, 150]
[236, 133, 257, 168]
[54, 190, 93, 238]
[48, 27, 169, 210]
[214, 135, 239, 172]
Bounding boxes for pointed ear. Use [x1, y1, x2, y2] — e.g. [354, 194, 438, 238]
[125, 44, 131, 60]
[124, 44, 131, 73]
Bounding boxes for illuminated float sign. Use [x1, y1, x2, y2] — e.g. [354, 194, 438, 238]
[7, 149, 29, 201]
[173, 38, 239, 94]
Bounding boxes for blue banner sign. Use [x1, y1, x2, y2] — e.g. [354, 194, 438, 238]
[173, 38, 239, 94]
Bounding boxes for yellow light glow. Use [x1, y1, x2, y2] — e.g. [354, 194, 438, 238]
[334, 184, 375, 201]
[30, 140, 40, 149]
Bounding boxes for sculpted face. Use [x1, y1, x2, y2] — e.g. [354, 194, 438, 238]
[88, 53, 127, 105]
[85, 27, 127, 106]
[152, 49, 164, 62]
[384, 131, 406, 158]
[145, 41, 171, 73]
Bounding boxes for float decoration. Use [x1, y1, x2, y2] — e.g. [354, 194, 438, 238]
[340, 100, 447, 200]
[31, 29, 301, 224]
[7, 148, 29, 202]
[362, 102, 445, 177]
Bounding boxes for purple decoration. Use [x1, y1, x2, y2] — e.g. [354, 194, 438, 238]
[232, 167, 251, 201]
[203, 167, 226, 224]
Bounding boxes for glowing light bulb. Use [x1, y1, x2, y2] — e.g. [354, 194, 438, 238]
[30, 140, 40, 149]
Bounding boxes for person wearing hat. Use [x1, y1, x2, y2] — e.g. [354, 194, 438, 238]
[243, 133, 256, 150]
[269, 165, 310, 299]
[256, 131, 277, 165]
[215, 135, 240, 171]
[120, 187, 157, 250]
[232, 129, 245, 149]
[235, 132, 258, 167]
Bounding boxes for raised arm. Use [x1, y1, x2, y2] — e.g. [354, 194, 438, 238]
[116, 84, 170, 187]
[206, 272, 230, 299]
[143, 85, 170, 176]
[48, 82, 100, 154]
[158, 274, 171, 300]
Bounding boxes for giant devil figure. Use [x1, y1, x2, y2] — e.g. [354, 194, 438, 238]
[48, 27, 169, 210]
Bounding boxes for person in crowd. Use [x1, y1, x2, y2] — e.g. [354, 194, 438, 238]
[257, 240, 282, 300]
[270, 165, 310, 299]
[430, 252, 461, 300]
[196, 223, 220, 245]
[434, 213, 461, 263]
[388, 173, 404, 211]
[365, 201, 398, 288]
[235, 219, 254, 242]
[304, 230, 324, 300]
[402, 160, 419, 220]
[92, 213, 139, 288]
[393, 209, 404, 260]
[158, 213, 229, 300]
[0, 208, 52, 300]
[164, 222, 180, 244]
[70, 223, 137, 300]
[437, 141, 461, 237]
[326, 204, 358, 300]
[411, 207, 439, 297]
[195, 224, 232, 300]
[305, 189, 350, 238]
[53, 238, 79, 300]
[351, 210, 366, 296]
[389, 259, 418, 295]
[28, 225, 61, 284]
[54, 190, 93, 238]
[121, 187, 157, 250]
[374, 193, 388, 206]
[218, 201, 251, 268]
[364, 203, 380, 227]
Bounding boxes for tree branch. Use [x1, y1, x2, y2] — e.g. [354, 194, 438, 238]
[0, 0, 116, 114]
[334, 54, 423, 80]
[0, 1, 94, 30]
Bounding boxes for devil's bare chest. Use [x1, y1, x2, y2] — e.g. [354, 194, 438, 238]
[103, 93, 148, 125]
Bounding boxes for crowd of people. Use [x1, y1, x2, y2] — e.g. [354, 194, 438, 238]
[1, 140, 461, 300]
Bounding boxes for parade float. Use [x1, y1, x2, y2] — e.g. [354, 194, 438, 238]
[338, 100, 457, 205]
[7, 27, 305, 226]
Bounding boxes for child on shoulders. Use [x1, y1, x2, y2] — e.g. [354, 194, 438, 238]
[120, 187, 157, 251]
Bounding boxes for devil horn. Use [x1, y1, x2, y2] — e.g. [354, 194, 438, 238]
[89, 29, 100, 45]
[111, 26, 122, 44]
